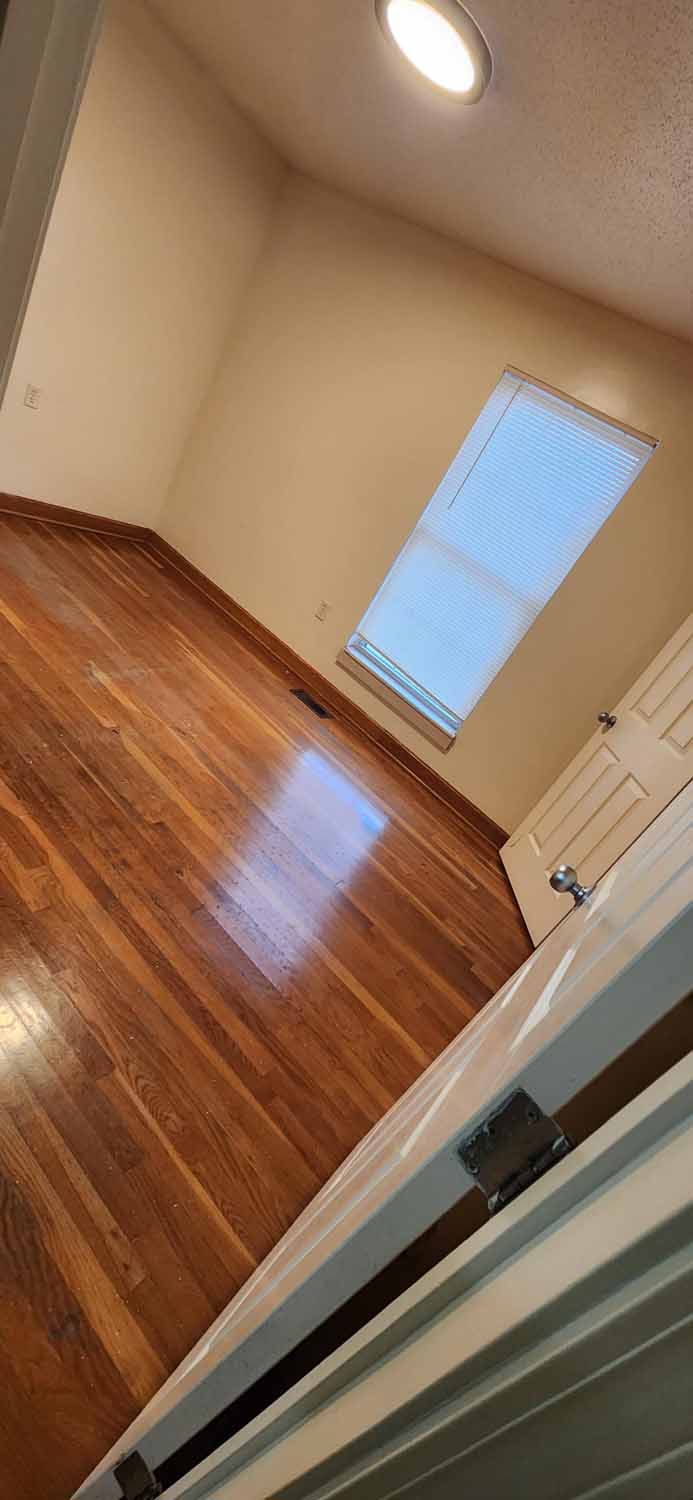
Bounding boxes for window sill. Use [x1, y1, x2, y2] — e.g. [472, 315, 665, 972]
[336, 649, 457, 753]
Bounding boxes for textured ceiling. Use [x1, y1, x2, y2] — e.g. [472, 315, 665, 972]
[148, 0, 693, 340]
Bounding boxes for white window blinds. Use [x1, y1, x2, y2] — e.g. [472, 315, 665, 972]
[347, 371, 655, 740]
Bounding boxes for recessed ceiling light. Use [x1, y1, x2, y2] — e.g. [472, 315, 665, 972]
[375, 0, 492, 102]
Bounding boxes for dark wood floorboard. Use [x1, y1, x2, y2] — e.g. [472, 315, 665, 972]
[0, 516, 531, 1500]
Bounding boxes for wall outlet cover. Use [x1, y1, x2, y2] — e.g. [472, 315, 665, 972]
[24, 383, 42, 409]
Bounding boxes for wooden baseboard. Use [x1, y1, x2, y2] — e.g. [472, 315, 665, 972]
[0, 490, 153, 540]
[148, 534, 508, 848]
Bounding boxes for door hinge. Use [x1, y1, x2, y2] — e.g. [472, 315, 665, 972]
[458, 1088, 574, 1215]
[114, 1452, 162, 1500]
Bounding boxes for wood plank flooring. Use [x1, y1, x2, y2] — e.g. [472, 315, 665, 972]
[0, 517, 531, 1500]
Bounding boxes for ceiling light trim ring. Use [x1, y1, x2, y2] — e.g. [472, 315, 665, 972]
[375, 0, 492, 103]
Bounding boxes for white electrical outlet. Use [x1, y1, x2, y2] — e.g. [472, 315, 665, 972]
[315, 600, 331, 623]
[24, 383, 42, 410]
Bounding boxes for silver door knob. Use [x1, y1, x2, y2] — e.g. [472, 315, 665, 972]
[597, 710, 617, 730]
[549, 864, 594, 906]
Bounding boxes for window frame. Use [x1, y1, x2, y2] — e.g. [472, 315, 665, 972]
[339, 366, 657, 750]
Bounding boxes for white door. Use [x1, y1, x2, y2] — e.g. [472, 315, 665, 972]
[76, 785, 693, 1500]
[144, 1056, 693, 1500]
[501, 612, 693, 943]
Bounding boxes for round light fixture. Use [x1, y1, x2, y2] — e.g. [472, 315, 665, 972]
[375, 0, 491, 102]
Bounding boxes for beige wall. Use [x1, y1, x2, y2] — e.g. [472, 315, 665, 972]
[3, 16, 691, 832]
[161, 174, 693, 831]
[0, 0, 283, 524]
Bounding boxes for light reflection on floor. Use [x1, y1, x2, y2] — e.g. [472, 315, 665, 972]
[0, 985, 51, 1055]
[286, 748, 388, 856]
[227, 748, 389, 967]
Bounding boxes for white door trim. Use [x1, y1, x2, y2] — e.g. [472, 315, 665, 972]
[76, 788, 692, 1500]
[0, 0, 104, 404]
[166, 1054, 693, 1500]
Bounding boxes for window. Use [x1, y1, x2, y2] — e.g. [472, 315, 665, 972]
[342, 370, 656, 748]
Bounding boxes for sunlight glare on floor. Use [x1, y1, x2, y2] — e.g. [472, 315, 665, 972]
[271, 748, 388, 883]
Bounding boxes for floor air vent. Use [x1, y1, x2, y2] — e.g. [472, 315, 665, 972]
[291, 687, 331, 718]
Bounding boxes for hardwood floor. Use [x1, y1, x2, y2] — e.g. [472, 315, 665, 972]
[0, 516, 531, 1500]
